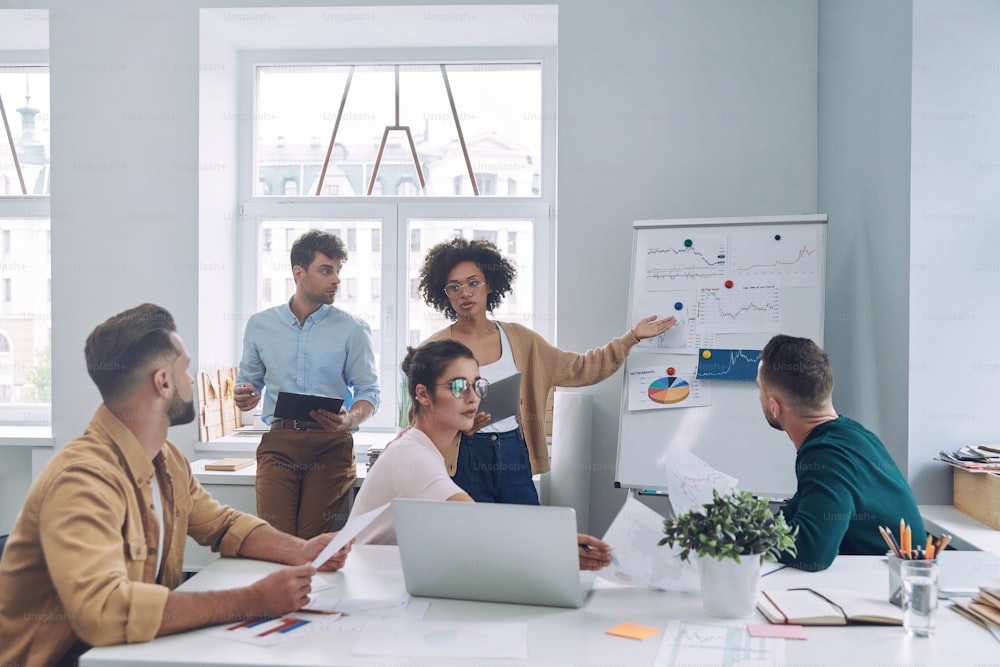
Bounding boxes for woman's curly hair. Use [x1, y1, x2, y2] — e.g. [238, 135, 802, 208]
[419, 236, 517, 320]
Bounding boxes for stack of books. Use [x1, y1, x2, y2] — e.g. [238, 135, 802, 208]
[936, 445, 1000, 472]
[952, 588, 1000, 642]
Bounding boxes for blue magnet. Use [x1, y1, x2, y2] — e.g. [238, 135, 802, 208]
[774, 234, 781, 241]
[674, 302, 683, 311]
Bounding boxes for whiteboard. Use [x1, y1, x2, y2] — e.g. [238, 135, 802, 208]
[615, 214, 827, 498]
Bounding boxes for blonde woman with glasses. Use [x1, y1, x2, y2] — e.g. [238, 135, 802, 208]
[417, 237, 676, 505]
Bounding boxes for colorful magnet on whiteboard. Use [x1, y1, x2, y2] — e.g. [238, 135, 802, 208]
[725, 280, 734, 288]
[684, 239, 693, 247]
[702, 349, 712, 359]
[774, 234, 781, 241]
[666, 367, 676, 376]
[674, 302, 683, 311]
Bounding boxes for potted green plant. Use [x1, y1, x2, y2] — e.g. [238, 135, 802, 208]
[658, 489, 798, 617]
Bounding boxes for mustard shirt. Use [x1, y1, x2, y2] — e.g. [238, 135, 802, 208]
[0, 405, 268, 666]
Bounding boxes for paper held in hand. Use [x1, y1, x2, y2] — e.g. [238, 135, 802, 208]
[309, 502, 391, 568]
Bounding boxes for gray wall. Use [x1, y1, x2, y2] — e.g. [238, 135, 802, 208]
[816, 2, 913, 475]
[909, 0, 1000, 503]
[558, 0, 819, 532]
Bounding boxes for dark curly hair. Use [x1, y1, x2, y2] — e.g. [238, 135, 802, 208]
[418, 237, 516, 320]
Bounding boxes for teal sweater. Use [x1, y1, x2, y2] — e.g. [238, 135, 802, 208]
[778, 416, 925, 571]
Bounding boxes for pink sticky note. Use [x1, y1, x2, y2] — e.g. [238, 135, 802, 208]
[746, 623, 808, 640]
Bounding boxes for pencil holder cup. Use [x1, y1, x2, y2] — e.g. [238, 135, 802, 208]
[887, 552, 903, 606]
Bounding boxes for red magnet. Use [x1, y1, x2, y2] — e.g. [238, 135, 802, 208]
[724, 280, 734, 289]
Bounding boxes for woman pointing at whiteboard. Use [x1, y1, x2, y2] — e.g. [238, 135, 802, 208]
[418, 236, 676, 505]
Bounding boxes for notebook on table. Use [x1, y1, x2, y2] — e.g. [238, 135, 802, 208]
[391, 498, 594, 608]
[757, 588, 903, 626]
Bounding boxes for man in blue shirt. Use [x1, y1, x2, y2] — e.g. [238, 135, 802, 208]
[235, 230, 380, 538]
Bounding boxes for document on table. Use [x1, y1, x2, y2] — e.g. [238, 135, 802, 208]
[597, 494, 700, 592]
[309, 502, 390, 568]
[654, 620, 784, 667]
[302, 597, 429, 632]
[352, 620, 528, 659]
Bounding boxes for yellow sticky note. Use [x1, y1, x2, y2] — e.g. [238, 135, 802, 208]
[606, 622, 661, 640]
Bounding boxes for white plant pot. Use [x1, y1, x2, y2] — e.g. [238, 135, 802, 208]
[698, 554, 763, 618]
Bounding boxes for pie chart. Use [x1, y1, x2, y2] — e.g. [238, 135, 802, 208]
[647, 376, 690, 404]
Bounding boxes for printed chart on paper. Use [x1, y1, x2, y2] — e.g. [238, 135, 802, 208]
[654, 620, 783, 667]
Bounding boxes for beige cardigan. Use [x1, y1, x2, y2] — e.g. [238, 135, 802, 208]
[423, 321, 639, 475]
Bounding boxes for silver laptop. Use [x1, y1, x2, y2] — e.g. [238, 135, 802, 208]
[392, 498, 595, 608]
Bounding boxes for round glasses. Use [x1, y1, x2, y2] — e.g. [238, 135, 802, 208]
[435, 377, 489, 399]
[443, 279, 485, 295]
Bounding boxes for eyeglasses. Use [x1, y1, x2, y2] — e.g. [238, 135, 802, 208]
[435, 377, 489, 399]
[443, 279, 485, 295]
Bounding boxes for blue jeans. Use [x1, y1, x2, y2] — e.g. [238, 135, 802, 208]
[452, 428, 540, 505]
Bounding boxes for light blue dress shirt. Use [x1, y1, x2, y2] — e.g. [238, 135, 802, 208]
[236, 302, 380, 425]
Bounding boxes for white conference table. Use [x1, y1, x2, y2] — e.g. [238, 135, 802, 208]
[81, 545, 999, 667]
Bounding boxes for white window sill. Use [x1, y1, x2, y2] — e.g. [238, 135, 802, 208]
[0, 425, 54, 447]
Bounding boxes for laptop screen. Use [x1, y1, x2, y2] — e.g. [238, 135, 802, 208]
[391, 498, 590, 608]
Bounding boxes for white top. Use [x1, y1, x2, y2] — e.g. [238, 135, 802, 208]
[350, 427, 465, 545]
[480, 323, 520, 433]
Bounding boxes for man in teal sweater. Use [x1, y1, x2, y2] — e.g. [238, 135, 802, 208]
[757, 335, 925, 571]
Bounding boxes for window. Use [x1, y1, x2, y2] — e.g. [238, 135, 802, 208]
[221, 7, 557, 431]
[507, 231, 517, 255]
[255, 62, 542, 199]
[0, 53, 51, 419]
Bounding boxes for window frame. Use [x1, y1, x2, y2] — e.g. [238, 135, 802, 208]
[0, 49, 50, 426]
[236, 47, 556, 432]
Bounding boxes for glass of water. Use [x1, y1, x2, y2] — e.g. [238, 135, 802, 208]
[901, 559, 939, 637]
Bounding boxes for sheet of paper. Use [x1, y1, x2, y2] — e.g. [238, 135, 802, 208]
[626, 352, 710, 412]
[746, 623, 808, 640]
[352, 620, 527, 659]
[654, 620, 784, 667]
[606, 621, 661, 640]
[597, 494, 700, 592]
[662, 447, 738, 517]
[310, 502, 390, 568]
[302, 597, 429, 632]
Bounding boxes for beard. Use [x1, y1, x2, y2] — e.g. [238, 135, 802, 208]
[168, 391, 196, 426]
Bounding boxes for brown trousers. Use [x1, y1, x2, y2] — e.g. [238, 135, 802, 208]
[255, 429, 356, 539]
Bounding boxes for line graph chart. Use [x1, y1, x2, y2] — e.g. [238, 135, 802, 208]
[697, 283, 780, 334]
[730, 228, 819, 287]
[654, 620, 783, 667]
[643, 232, 728, 289]
[696, 348, 762, 381]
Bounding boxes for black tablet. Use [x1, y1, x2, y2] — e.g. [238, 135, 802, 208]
[273, 392, 345, 422]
